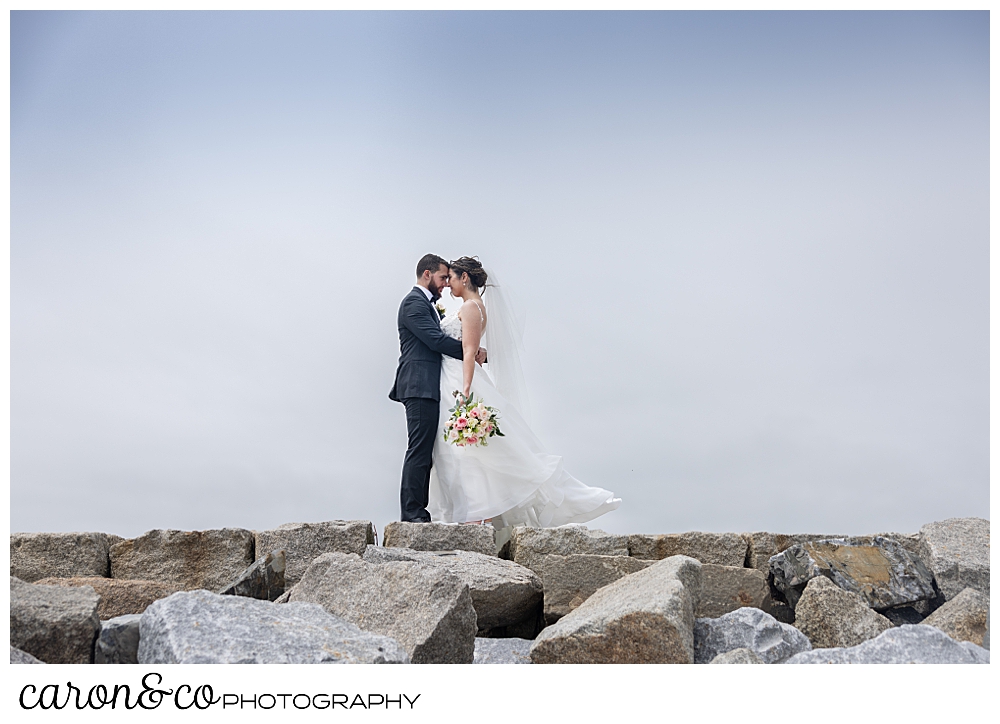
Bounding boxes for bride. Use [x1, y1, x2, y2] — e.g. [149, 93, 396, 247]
[428, 256, 621, 536]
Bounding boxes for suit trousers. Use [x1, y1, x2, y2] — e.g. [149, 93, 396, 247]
[400, 397, 440, 522]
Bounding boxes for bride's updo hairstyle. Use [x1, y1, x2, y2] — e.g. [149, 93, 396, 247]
[450, 256, 489, 292]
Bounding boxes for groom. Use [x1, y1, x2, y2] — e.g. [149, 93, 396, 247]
[390, 254, 487, 522]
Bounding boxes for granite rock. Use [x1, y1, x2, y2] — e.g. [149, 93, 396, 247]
[474, 637, 533, 664]
[770, 536, 936, 610]
[917, 517, 990, 601]
[363, 546, 543, 636]
[784, 624, 990, 664]
[694, 607, 811, 664]
[34, 576, 182, 619]
[697, 565, 769, 619]
[742, 532, 845, 573]
[383, 521, 495, 556]
[219, 550, 286, 601]
[94, 614, 142, 664]
[11, 532, 118, 582]
[10, 576, 101, 664]
[508, 525, 628, 569]
[882, 606, 925, 627]
[254, 521, 375, 586]
[922, 587, 989, 646]
[138, 590, 408, 664]
[288, 552, 476, 663]
[530, 556, 702, 664]
[110, 528, 255, 592]
[11, 647, 45, 664]
[793, 576, 893, 648]
[709, 647, 764, 664]
[628, 532, 748, 567]
[530, 553, 654, 624]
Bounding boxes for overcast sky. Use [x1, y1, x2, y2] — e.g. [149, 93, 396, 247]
[11, 11, 988, 540]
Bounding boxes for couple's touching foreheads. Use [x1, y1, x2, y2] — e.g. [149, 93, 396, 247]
[389, 253, 620, 541]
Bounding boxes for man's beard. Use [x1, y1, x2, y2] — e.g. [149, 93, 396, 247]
[427, 279, 443, 300]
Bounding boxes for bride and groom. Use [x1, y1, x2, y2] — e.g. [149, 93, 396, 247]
[389, 254, 621, 532]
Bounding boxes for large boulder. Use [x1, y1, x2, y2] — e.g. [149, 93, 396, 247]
[709, 648, 764, 664]
[770, 536, 936, 610]
[11, 647, 44, 664]
[383, 521, 495, 556]
[138, 590, 408, 664]
[694, 607, 811, 664]
[530, 554, 654, 624]
[363, 546, 542, 637]
[218, 551, 286, 601]
[10, 576, 101, 664]
[11, 532, 120, 582]
[785, 624, 990, 664]
[793, 576, 893, 648]
[110, 528, 255, 592]
[628, 532, 747, 567]
[34, 577, 182, 619]
[696, 565, 769, 619]
[530, 556, 702, 664]
[917, 517, 990, 601]
[922, 587, 989, 646]
[508, 525, 628, 569]
[742, 532, 845, 573]
[287, 552, 476, 663]
[254, 521, 375, 586]
[474, 638, 532, 664]
[94, 614, 142, 664]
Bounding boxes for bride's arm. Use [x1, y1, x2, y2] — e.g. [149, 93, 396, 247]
[459, 301, 482, 398]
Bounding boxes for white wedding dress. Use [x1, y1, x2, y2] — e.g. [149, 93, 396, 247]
[428, 309, 621, 531]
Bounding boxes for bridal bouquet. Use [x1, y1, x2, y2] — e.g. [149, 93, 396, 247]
[444, 392, 504, 447]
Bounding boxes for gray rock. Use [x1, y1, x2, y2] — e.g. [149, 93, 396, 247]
[110, 528, 255, 592]
[917, 517, 990, 601]
[474, 638, 533, 664]
[34, 576, 183, 619]
[11, 647, 44, 664]
[628, 532, 748, 567]
[94, 614, 142, 664]
[530, 553, 655, 624]
[219, 550, 286, 601]
[922, 587, 989, 646]
[697, 565, 769, 618]
[508, 525, 628, 569]
[11, 532, 118, 582]
[138, 590, 408, 664]
[694, 607, 811, 664]
[984, 610, 990, 650]
[10, 576, 101, 664]
[288, 552, 476, 663]
[530, 556, 702, 664]
[742, 532, 845, 573]
[383, 521, 496, 556]
[363, 546, 543, 636]
[770, 536, 936, 610]
[785, 624, 990, 664]
[254, 521, 375, 587]
[793, 576, 893, 648]
[709, 647, 764, 664]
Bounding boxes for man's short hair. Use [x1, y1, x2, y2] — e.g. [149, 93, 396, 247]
[416, 254, 449, 278]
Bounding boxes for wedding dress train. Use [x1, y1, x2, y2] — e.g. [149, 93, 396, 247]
[428, 313, 621, 530]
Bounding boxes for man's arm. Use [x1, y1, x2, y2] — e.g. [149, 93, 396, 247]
[402, 297, 465, 360]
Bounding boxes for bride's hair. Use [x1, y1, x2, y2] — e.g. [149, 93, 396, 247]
[449, 256, 489, 291]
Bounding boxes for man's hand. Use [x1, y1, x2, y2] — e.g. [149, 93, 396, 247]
[475, 347, 488, 365]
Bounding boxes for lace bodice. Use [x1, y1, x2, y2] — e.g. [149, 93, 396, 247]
[441, 301, 485, 342]
[442, 314, 464, 341]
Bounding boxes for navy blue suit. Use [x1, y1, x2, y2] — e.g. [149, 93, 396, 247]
[390, 287, 465, 521]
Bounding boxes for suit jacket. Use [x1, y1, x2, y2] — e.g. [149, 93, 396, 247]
[389, 287, 465, 402]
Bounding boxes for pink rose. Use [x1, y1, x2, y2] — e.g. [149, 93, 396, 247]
[466, 435, 478, 445]
[456, 417, 468, 429]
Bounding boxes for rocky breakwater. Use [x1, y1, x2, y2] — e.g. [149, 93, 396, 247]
[9, 516, 990, 665]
